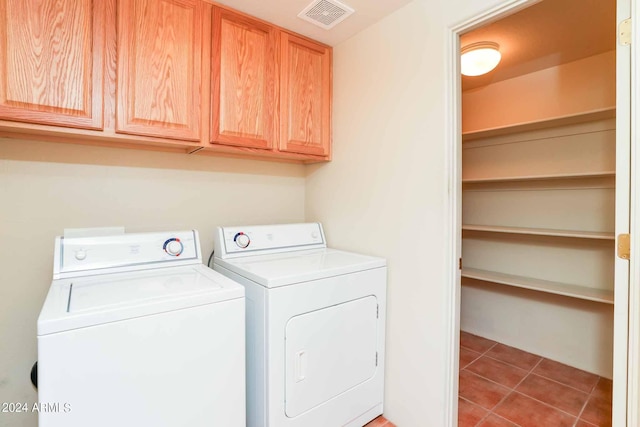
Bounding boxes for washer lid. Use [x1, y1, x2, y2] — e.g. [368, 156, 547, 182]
[215, 248, 386, 288]
[37, 265, 244, 335]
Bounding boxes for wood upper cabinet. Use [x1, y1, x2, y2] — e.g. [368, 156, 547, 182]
[0, 0, 105, 129]
[211, 8, 278, 150]
[0, 1, 331, 162]
[279, 32, 331, 158]
[116, 0, 204, 141]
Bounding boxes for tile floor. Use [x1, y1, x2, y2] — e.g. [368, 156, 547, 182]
[459, 332, 613, 427]
[364, 415, 396, 427]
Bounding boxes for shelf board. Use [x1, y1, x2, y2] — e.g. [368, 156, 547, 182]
[462, 224, 615, 240]
[462, 171, 615, 184]
[462, 107, 616, 141]
[461, 268, 614, 304]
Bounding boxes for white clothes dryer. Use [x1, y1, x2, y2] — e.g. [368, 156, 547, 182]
[213, 223, 387, 427]
[37, 230, 245, 427]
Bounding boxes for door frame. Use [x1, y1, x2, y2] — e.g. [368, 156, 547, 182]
[442, 0, 636, 425]
[627, 0, 640, 424]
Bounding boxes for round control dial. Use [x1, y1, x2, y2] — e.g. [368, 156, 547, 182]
[234, 232, 250, 249]
[163, 238, 184, 256]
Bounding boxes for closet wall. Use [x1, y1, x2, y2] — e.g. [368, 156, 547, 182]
[460, 50, 616, 377]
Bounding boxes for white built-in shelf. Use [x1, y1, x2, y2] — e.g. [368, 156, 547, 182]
[462, 224, 615, 240]
[462, 107, 616, 142]
[462, 171, 615, 184]
[461, 268, 614, 304]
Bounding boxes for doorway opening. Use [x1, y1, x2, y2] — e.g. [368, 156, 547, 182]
[445, 0, 630, 425]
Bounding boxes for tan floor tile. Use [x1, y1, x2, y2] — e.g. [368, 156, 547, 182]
[461, 331, 497, 353]
[493, 392, 576, 427]
[459, 370, 510, 410]
[477, 414, 521, 427]
[591, 377, 612, 402]
[466, 356, 528, 388]
[515, 374, 589, 416]
[580, 395, 612, 427]
[364, 415, 390, 427]
[533, 359, 599, 393]
[486, 344, 542, 371]
[460, 346, 482, 370]
[458, 397, 489, 427]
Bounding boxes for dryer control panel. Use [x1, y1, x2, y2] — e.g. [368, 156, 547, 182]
[215, 223, 326, 258]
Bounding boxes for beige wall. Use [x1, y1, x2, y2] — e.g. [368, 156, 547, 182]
[304, 0, 508, 424]
[462, 50, 616, 133]
[4, 0, 600, 426]
[0, 138, 305, 427]
[305, 5, 447, 422]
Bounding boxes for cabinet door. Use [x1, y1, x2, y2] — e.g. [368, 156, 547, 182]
[211, 8, 278, 150]
[0, 0, 104, 129]
[280, 33, 331, 157]
[117, 0, 203, 141]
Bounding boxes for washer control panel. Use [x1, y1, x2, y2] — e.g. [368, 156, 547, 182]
[56, 230, 200, 278]
[215, 223, 326, 258]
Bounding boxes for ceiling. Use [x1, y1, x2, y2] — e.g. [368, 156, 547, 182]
[461, 0, 616, 91]
[212, 0, 615, 87]
[212, 0, 413, 46]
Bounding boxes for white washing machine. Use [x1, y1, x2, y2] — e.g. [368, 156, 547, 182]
[213, 223, 387, 427]
[37, 230, 245, 427]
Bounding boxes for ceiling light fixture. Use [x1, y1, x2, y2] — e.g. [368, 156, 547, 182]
[460, 42, 502, 76]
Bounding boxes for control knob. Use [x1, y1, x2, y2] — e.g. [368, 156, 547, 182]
[164, 238, 184, 256]
[75, 250, 87, 261]
[234, 232, 250, 249]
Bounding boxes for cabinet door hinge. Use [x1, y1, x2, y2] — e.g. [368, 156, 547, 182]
[376, 304, 379, 319]
[619, 18, 631, 46]
[459, 258, 462, 270]
[618, 234, 631, 260]
[375, 352, 378, 366]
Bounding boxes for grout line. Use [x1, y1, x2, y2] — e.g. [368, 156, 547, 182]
[528, 355, 544, 372]
[532, 357, 600, 394]
[473, 411, 491, 427]
[459, 336, 611, 427]
[460, 346, 484, 370]
[575, 418, 598, 427]
[488, 412, 524, 427]
[510, 389, 580, 421]
[529, 370, 595, 395]
[459, 396, 479, 405]
[493, 354, 541, 375]
[462, 369, 514, 392]
[458, 397, 491, 427]
[481, 351, 599, 396]
[462, 356, 587, 422]
[481, 344, 545, 373]
[460, 370, 515, 425]
[460, 341, 499, 358]
[483, 342, 498, 355]
[477, 359, 545, 427]
[479, 386, 518, 425]
[494, 356, 585, 421]
[459, 394, 492, 419]
[513, 357, 542, 390]
[574, 375, 598, 426]
[459, 332, 498, 355]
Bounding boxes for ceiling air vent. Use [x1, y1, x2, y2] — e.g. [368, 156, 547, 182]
[297, 0, 355, 30]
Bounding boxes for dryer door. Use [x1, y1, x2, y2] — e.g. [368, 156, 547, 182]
[284, 295, 378, 418]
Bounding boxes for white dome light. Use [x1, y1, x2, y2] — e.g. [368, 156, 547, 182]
[461, 42, 502, 77]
